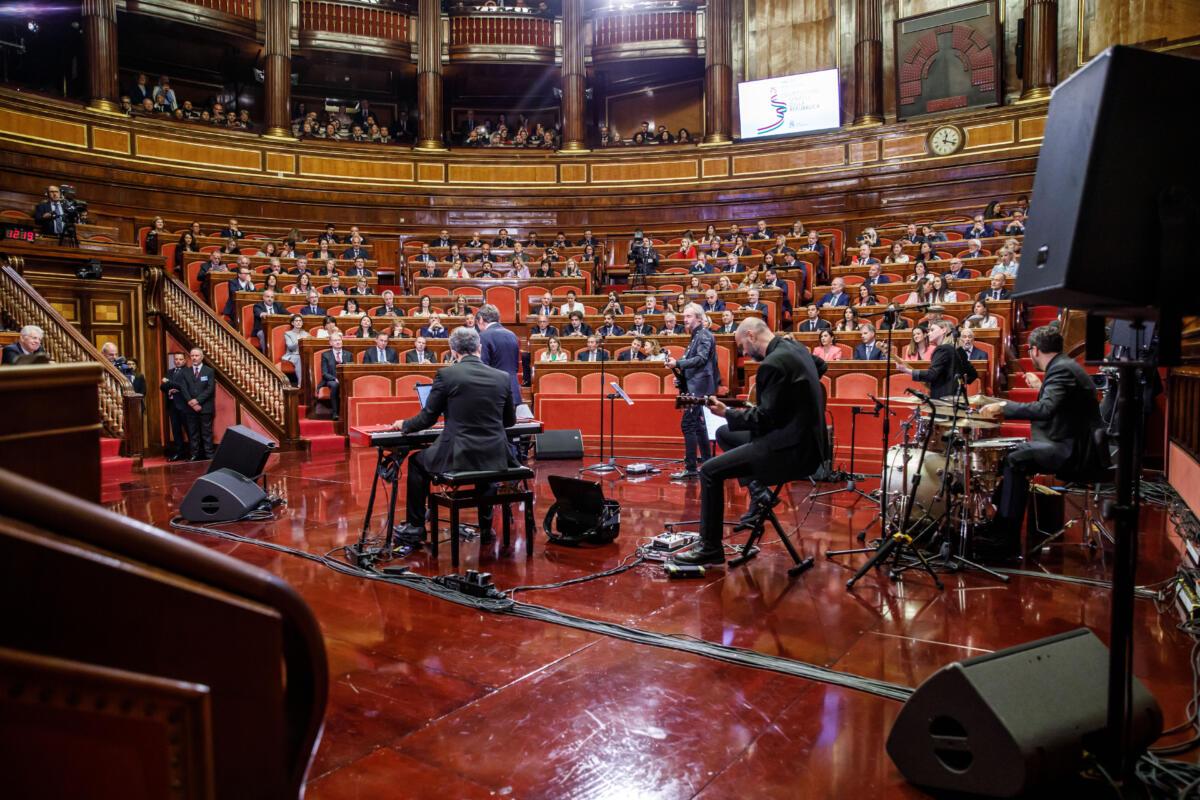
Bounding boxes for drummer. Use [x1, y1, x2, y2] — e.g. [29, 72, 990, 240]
[974, 326, 1106, 561]
[892, 320, 977, 400]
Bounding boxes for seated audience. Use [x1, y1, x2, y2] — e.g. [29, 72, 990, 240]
[813, 329, 842, 362]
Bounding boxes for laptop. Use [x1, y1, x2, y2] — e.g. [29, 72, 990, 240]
[415, 382, 433, 408]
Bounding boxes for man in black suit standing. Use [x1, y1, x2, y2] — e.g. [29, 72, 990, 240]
[477, 304, 530, 418]
[664, 303, 719, 481]
[675, 317, 828, 565]
[159, 351, 189, 460]
[2, 324, 46, 364]
[174, 347, 216, 460]
[319, 332, 349, 421]
[975, 326, 1105, 560]
[392, 326, 517, 545]
[405, 336, 435, 364]
[33, 185, 66, 237]
[363, 331, 399, 364]
[894, 320, 977, 399]
[853, 324, 887, 361]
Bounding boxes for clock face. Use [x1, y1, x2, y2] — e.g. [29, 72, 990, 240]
[929, 125, 962, 155]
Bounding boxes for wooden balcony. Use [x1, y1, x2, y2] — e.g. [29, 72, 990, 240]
[590, 4, 701, 63]
[119, 0, 259, 38]
[447, 13, 560, 64]
[299, 0, 414, 58]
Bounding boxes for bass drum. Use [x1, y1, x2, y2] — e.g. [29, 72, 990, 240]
[883, 445, 952, 521]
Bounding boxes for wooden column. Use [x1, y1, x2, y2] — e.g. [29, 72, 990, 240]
[560, 0, 587, 151]
[416, 0, 445, 150]
[1021, 0, 1058, 100]
[853, 0, 884, 125]
[82, 0, 119, 113]
[703, 0, 732, 144]
[263, 0, 292, 138]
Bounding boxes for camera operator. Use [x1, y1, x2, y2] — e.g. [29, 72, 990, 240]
[100, 342, 137, 382]
[627, 231, 660, 276]
[34, 185, 66, 237]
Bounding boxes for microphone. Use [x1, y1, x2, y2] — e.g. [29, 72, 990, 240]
[905, 387, 931, 402]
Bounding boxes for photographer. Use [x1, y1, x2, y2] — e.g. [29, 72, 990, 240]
[627, 232, 660, 276]
[33, 185, 66, 237]
[100, 342, 137, 383]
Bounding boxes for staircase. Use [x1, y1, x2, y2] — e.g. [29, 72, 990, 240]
[0, 259, 145, 465]
[299, 407, 344, 454]
[101, 437, 135, 483]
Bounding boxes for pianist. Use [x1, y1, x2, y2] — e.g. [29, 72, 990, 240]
[391, 326, 518, 548]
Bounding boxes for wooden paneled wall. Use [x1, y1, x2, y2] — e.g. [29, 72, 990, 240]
[1080, 0, 1200, 62]
[606, 80, 704, 141]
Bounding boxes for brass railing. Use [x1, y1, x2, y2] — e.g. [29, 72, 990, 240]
[0, 261, 144, 458]
[158, 274, 300, 445]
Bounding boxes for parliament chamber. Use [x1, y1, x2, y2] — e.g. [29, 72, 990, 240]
[1, 0, 1199, 796]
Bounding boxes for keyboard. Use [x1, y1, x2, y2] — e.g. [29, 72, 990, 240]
[352, 421, 544, 449]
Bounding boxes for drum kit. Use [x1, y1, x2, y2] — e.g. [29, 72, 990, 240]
[830, 391, 1022, 587]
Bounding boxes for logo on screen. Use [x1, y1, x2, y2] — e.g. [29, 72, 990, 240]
[756, 89, 788, 134]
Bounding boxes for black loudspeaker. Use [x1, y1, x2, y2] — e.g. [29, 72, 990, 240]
[207, 424, 276, 479]
[887, 628, 1162, 797]
[1014, 46, 1200, 315]
[181, 468, 268, 523]
[534, 429, 584, 460]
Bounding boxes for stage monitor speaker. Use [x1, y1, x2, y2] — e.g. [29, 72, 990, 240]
[207, 425, 276, 479]
[887, 628, 1162, 798]
[181, 468, 268, 523]
[1014, 46, 1200, 316]
[535, 429, 584, 460]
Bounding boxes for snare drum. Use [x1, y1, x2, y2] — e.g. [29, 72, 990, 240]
[967, 437, 1026, 476]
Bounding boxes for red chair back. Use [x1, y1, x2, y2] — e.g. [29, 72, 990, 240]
[539, 373, 578, 393]
[834, 373, 878, 398]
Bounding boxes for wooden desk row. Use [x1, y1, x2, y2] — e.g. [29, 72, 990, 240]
[856, 235, 1020, 261]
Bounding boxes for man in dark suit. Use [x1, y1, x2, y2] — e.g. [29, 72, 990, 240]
[852, 324, 887, 360]
[530, 315, 558, 338]
[159, 351, 190, 460]
[714, 310, 737, 334]
[174, 347, 216, 460]
[944, 257, 972, 279]
[404, 336, 435, 364]
[413, 244, 438, 265]
[318, 224, 341, 245]
[658, 312, 684, 335]
[321, 276, 345, 295]
[477, 304, 528, 417]
[863, 263, 891, 287]
[344, 245, 370, 265]
[796, 304, 831, 333]
[374, 290, 402, 317]
[562, 312, 592, 337]
[577, 229, 599, 247]
[300, 291, 324, 316]
[222, 267, 257, 322]
[675, 318, 827, 565]
[818, 278, 850, 308]
[628, 239, 660, 276]
[979, 274, 1011, 302]
[960, 329, 988, 361]
[33, 185, 66, 237]
[800, 231, 827, 283]
[533, 293, 557, 318]
[617, 338, 645, 361]
[197, 251, 228, 292]
[628, 313, 653, 337]
[577, 336, 609, 362]
[251, 289, 281, 350]
[420, 316, 449, 339]
[363, 332, 399, 364]
[2, 324, 46, 364]
[665, 303, 719, 480]
[975, 326, 1105, 559]
[761, 268, 793, 320]
[392, 326, 517, 544]
[433, 230, 454, 248]
[742, 289, 770, 326]
[219, 218, 245, 240]
[596, 314, 625, 338]
[701, 289, 726, 313]
[129, 73, 153, 105]
[493, 229, 516, 247]
[894, 320, 978, 399]
[319, 333, 349, 421]
[967, 214, 995, 240]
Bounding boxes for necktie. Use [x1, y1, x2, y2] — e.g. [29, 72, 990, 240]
[379, 349, 386, 361]
[335, 351, 342, 364]
[53, 203, 63, 234]
[193, 367, 199, 378]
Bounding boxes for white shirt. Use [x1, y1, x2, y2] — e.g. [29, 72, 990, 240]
[560, 301, 583, 315]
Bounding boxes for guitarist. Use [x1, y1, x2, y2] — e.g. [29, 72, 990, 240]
[664, 302, 719, 480]
[675, 318, 828, 566]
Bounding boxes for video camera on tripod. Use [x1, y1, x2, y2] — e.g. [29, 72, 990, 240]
[626, 230, 659, 283]
[57, 184, 88, 246]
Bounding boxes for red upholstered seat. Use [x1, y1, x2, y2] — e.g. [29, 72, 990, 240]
[419, 286, 450, 297]
[580, 372, 604, 395]
[353, 375, 392, 397]
[884, 373, 921, 397]
[539, 372, 578, 393]
[843, 275, 864, 286]
[551, 286, 575, 296]
[395, 374, 426, 398]
[834, 373, 878, 398]
[624, 372, 661, 394]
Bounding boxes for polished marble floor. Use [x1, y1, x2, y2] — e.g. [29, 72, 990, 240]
[104, 448, 1198, 799]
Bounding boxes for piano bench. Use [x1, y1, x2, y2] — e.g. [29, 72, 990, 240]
[430, 467, 536, 566]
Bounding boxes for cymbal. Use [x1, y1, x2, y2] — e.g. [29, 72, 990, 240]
[967, 394, 1005, 406]
[934, 418, 1000, 430]
[885, 395, 924, 405]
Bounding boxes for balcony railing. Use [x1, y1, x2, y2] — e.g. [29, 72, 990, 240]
[301, 0, 410, 40]
[593, 9, 696, 46]
[181, 0, 257, 19]
[449, 13, 555, 48]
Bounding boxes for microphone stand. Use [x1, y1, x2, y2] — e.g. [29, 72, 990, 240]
[580, 328, 617, 475]
[808, 393, 886, 506]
